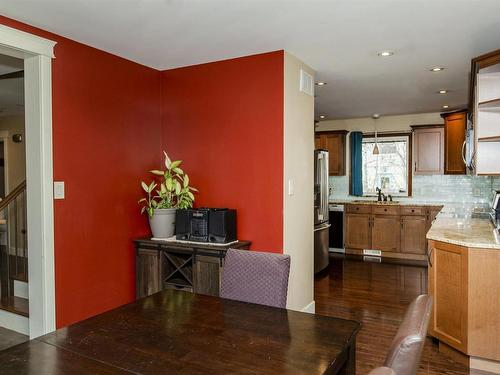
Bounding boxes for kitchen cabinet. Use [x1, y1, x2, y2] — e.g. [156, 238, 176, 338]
[315, 130, 348, 176]
[411, 125, 444, 175]
[427, 240, 468, 352]
[372, 215, 401, 252]
[442, 111, 467, 175]
[428, 239, 500, 366]
[344, 213, 371, 250]
[470, 49, 500, 175]
[401, 215, 427, 255]
[344, 203, 443, 261]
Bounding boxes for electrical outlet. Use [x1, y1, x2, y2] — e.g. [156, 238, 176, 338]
[473, 188, 481, 197]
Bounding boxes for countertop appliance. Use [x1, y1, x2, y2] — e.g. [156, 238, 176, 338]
[329, 204, 344, 253]
[489, 190, 500, 230]
[314, 150, 330, 273]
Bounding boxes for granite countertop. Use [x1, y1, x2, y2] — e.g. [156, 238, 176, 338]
[329, 198, 445, 207]
[427, 214, 500, 249]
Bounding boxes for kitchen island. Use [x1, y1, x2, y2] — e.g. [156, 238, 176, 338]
[426, 210, 500, 374]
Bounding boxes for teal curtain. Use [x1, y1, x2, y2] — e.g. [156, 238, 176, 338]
[350, 132, 363, 196]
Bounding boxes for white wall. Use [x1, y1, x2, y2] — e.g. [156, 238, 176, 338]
[283, 52, 315, 312]
[0, 115, 26, 193]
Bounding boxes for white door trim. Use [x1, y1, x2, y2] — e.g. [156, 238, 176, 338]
[0, 23, 56, 338]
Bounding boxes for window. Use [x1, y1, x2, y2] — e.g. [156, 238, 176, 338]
[362, 134, 411, 196]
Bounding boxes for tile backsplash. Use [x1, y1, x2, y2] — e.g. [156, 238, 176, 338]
[329, 175, 500, 203]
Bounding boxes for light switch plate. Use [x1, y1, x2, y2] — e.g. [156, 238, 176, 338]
[54, 181, 65, 199]
[288, 179, 294, 196]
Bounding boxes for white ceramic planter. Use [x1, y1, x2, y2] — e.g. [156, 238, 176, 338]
[148, 208, 176, 238]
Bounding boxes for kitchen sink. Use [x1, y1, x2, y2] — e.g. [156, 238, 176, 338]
[352, 200, 400, 204]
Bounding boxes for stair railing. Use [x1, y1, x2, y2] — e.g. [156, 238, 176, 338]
[0, 180, 27, 302]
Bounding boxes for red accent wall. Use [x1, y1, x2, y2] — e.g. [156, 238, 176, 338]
[161, 52, 284, 252]
[0, 16, 162, 328]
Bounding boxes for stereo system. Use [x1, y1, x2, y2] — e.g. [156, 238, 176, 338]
[175, 208, 237, 243]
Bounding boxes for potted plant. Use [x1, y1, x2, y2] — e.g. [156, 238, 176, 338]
[139, 151, 198, 238]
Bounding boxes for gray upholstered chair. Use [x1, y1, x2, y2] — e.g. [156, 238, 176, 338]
[220, 249, 291, 308]
[367, 367, 397, 375]
[375, 294, 433, 375]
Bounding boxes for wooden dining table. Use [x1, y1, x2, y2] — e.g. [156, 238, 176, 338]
[0, 289, 361, 374]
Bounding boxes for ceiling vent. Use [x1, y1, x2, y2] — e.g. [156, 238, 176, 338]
[300, 69, 314, 96]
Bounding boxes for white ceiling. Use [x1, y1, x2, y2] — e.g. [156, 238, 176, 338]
[1, 0, 500, 119]
[0, 54, 23, 117]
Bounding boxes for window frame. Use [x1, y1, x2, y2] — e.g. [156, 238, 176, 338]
[359, 132, 413, 197]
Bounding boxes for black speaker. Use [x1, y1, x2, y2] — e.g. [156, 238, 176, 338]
[208, 209, 237, 243]
[175, 209, 190, 240]
[189, 209, 210, 242]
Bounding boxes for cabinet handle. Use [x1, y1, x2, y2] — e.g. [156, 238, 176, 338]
[428, 247, 434, 267]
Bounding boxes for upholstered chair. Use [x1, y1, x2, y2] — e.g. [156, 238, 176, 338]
[220, 249, 291, 308]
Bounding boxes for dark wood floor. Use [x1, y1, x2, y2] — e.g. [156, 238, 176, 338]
[0, 326, 28, 351]
[315, 254, 492, 375]
[0, 296, 29, 317]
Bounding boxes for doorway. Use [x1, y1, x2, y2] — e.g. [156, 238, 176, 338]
[0, 24, 56, 339]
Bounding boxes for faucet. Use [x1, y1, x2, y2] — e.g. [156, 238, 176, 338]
[376, 187, 383, 202]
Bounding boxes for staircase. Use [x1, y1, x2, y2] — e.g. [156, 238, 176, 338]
[0, 181, 28, 317]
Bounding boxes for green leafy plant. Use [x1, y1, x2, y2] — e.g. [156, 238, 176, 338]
[139, 151, 198, 217]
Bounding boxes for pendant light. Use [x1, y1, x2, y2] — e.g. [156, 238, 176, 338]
[372, 114, 380, 155]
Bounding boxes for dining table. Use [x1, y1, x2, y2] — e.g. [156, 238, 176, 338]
[0, 289, 361, 374]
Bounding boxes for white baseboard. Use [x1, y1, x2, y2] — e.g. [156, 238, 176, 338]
[301, 300, 315, 314]
[0, 309, 29, 335]
[14, 280, 29, 299]
[470, 357, 500, 374]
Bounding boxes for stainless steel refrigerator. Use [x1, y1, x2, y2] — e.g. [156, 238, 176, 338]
[314, 149, 330, 273]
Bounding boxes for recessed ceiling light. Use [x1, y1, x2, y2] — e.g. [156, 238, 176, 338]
[442, 105, 449, 109]
[315, 82, 327, 86]
[438, 90, 448, 94]
[377, 51, 394, 57]
[430, 67, 444, 72]
[319, 115, 327, 119]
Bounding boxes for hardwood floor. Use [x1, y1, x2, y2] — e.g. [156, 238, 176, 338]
[315, 254, 492, 375]
[0, 296, 29, 317]
[0, 326, 28, 351]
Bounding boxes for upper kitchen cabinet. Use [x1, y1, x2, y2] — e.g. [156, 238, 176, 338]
[470, 48, 500, 175]
[441, 111, 467, 175]
[315, 130, 348, 176]
[411, 125, 444, 175]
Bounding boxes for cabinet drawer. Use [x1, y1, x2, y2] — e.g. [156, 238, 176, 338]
[345, 204, 371, 214]
[401, 206, 426, 216]
[372, 205, 400, 216]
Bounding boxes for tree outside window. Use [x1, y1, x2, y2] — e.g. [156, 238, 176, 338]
[362, 135, 410, 196]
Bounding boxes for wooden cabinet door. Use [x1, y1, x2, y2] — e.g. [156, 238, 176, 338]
[324, 133, 346, 176]
[427, 241, 468, 352]
[136, 248, 162, 299]
[315, 135, 325, 150]
[371, 215, 401, 252]
[193, 255, 221, 297]
[315, 131, 348, 176]
[344, 213, 371, 250]
[401, 215, 427, 255]
[413, 127, 444, 175]
[443, 111, 467, 174]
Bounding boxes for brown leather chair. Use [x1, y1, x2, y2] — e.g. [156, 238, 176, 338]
[368, 367, 397, 375]
[370, 294, 433, 375]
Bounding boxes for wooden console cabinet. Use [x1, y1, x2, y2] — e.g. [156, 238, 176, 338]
[344, 203, 442, 261]
[135, 238, 250, 299]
